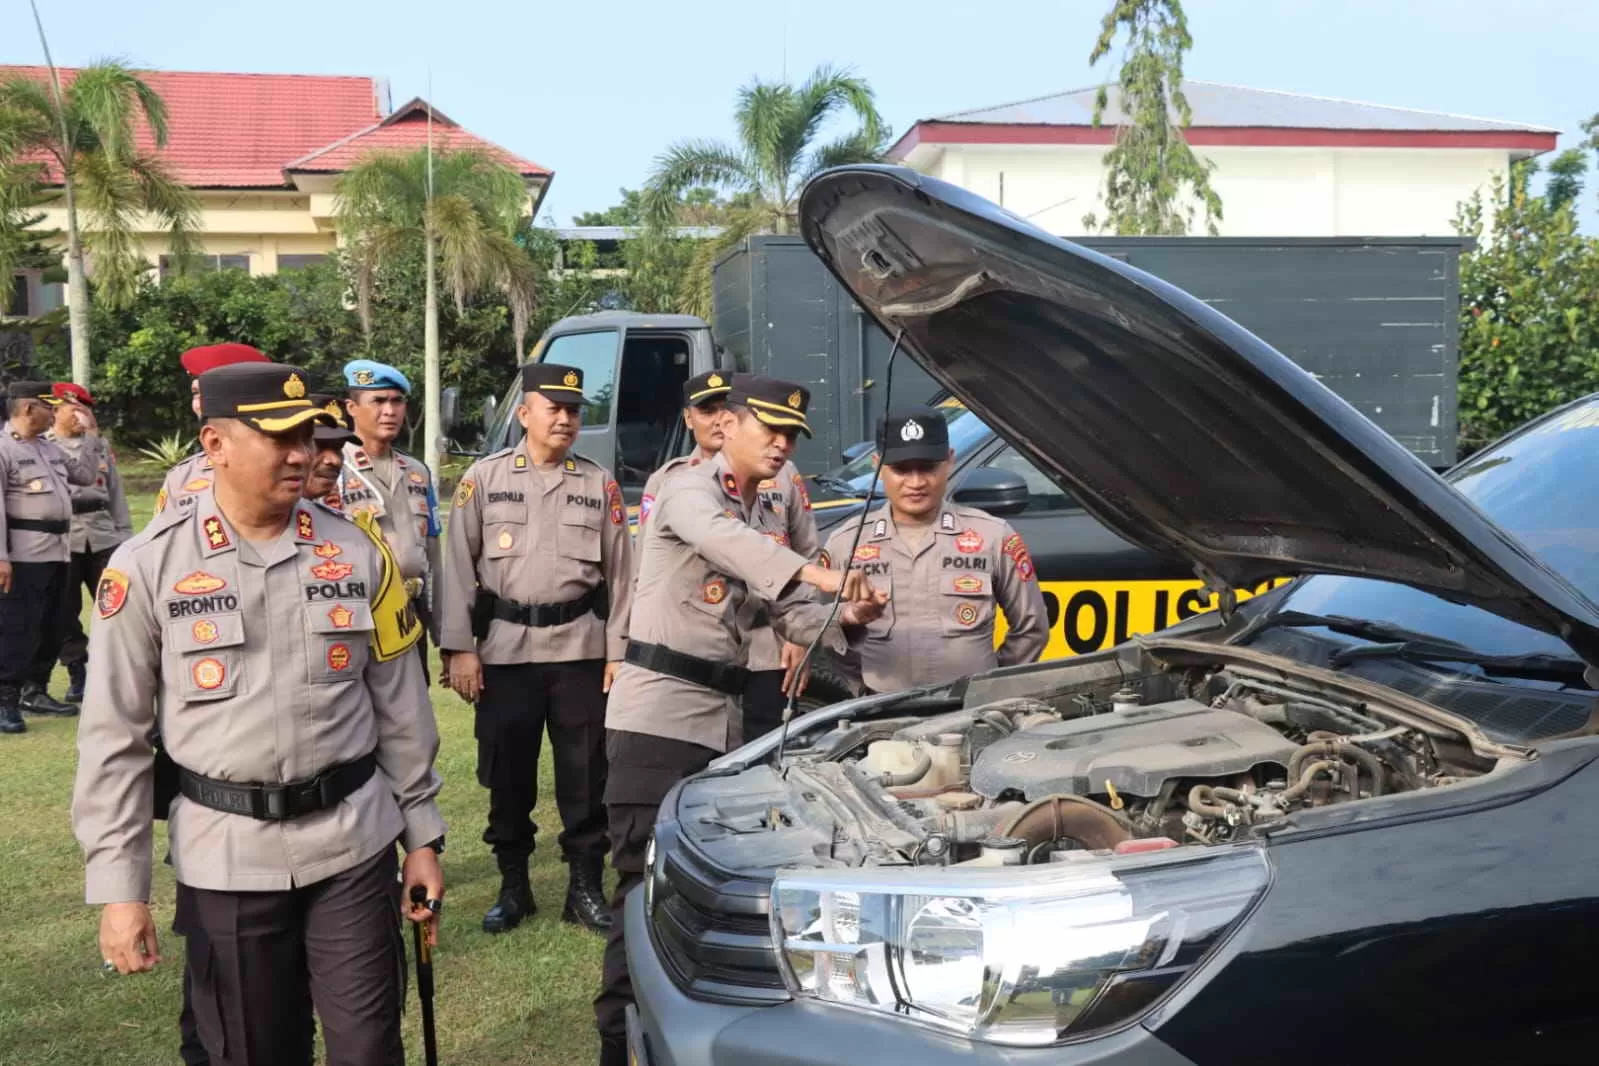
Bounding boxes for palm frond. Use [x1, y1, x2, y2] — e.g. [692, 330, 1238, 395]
[124, 152, 199, 250]
[641, 140, 755, 229]
[678, 206, 767, 319]
[801, 129, 889, 184]
[68, 61, 166, 160]
[0, 79, 65, 166]
[786, 64, 885, 167]
[735, 81, 792, 185]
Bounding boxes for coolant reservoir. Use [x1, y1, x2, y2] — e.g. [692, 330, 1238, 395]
[925, 734, 964, 790]
[862, 740, 923, 781]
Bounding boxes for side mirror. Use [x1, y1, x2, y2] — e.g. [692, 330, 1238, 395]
[481, 393, 498, 434]
[952, 467, 1029, 517]
[841, 440, 875, 464]
[440, 386, 459, 434]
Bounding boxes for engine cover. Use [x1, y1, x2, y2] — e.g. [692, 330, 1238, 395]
[970, 699, 1300, 800]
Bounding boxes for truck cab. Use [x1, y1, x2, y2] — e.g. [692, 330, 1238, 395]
[457, 311, 730, 504]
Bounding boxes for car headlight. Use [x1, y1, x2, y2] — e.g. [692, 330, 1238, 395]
[771, 846, 1268, 1046]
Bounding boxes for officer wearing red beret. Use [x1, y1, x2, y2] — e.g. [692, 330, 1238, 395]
[152, 344, 271, 519]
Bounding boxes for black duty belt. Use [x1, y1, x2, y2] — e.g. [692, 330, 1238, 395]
[177, 751, 377, 821]
[625, 640, 749, 696]
[472, 584, 608, 638]
[71, 498, 106, 514]
[7, 516, 69, 534]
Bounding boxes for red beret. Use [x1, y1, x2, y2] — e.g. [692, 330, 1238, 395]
[180, 342, 270, 376]
[52, 382, 94, 406]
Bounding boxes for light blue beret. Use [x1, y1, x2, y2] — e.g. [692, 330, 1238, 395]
[343, 359, 411, 393]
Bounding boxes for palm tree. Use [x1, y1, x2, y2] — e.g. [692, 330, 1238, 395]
[641, 64, 891, 316]
[335, 146, 539, 474]
[0, 61, 198, 384]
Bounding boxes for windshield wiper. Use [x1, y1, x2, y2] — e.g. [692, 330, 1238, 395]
[813, 475, 870, 498]
[1229, 609, 1460, 650]
[1232, 609, 1593, 686]
[1328, 641, 1592, 685]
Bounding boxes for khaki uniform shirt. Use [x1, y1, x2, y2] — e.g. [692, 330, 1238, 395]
[822, 503, 1049, 694]
[50, 432, 133, 554]
[606, 453, 845, 753]
[153, 452, 213, 518]
[438, 444, 633, 665]
[71, 490, 443, 902]
[0, 425, 98, 563]
[322, 444, 441, 607]
[637, 456, 821, 671]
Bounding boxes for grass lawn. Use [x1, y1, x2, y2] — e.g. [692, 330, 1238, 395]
[0, 486, 607, 1066]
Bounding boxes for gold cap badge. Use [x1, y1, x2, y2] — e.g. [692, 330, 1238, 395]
[354, 369, 375, 385]
[284, 373, 306, 399]
[563, 370, 579, 387]
[324, 401, 342, 422]
[707, 373, 724, 388]
[787, 390, 803, 409]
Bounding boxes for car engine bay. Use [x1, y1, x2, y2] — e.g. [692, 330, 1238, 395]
[676, 651, 1521, 870]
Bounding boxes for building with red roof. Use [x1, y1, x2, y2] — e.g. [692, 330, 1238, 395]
[5, 67, 552, 317]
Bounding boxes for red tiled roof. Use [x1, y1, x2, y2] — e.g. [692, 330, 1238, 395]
[0, 68, 549, 188]
[285, 98, 551, 178]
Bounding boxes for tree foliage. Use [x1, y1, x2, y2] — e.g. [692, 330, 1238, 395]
[1083, 0, 1222, 236]
[1455, 155, 1599, 451]
[642, 64, 890, 316]
[0, 62, 198, 308]
[28, 254, 526, 451]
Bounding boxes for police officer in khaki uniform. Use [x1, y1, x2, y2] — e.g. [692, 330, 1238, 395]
[72, 362, 444, 1066]
[330, 361, 441, 664]
[595, 376, 885, 1066]
[821, 407, 1049, 693]
[45, 382, 132, 704]
[0, 380, 99, 732]
[153, 343, 272, 518]
[635, 371, 821, 738]
[439, 362, 633, 935]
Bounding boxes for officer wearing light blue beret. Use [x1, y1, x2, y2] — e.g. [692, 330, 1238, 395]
[324, 360, 441, 677]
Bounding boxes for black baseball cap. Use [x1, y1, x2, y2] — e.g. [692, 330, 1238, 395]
[728, 374, 812, 437]
[683, 370, 732, 408]
[198, 363, 327, 434]
[878, 407, 951, 465]
[522, 362, 588, 403]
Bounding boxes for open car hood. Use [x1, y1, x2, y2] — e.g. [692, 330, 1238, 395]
[797, 165, 1599, 664]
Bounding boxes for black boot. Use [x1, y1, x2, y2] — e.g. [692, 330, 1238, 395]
[482, 857, 534, 934]
[0, 684, 23, 735]
[562, 857, 612, 933]
[20, 681, 77, 717]
[65, 663, 86, 704]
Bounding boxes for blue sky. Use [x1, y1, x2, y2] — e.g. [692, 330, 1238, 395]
[9, 0, 1597, 225]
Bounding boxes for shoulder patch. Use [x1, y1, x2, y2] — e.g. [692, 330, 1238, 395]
[454, 477, 476, 508]
[96, 569, 130, 618]
[153, 486, 168, 514]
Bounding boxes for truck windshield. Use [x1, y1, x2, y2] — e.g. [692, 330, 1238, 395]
[824, 404, 988, 495]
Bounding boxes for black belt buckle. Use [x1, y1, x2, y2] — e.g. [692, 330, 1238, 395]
[251, 782, 292, 821]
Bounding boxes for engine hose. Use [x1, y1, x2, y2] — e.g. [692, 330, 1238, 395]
[998, 794, 1133, 854]
[876, 749, 932, 788]
[1187, 785, 1231, 819]
[1288, 740, 1387, 797]
[1281, 759, 1343, 803]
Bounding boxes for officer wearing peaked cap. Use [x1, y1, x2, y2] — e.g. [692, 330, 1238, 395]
[634, 371, 823, 739]
[327, 360, 442, 676]
[438, 361, 633, 936]
[73, 361, 443, 1066]
[45, 382, 133, 707]
[153, 343, 272, 520]
[0, 380, 100, 732]
[595, 374, 886, 1066]
[820, 406, 1049, 694]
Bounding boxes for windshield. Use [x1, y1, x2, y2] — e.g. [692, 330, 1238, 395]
[1269, 395, 1599, 660]
[823, 404, 989, 495]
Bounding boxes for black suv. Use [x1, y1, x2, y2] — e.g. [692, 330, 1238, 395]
[623, 166, 1599, 1066]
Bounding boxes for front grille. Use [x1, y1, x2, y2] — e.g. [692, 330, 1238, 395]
[648, 835, 789, 1005]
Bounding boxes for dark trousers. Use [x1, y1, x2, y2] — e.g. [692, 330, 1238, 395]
[477, 660, 609, 863]
[595, 729, 717, 1066]
[0, 560, 66, 685]
[55, 545, 113, 669]
[742, 669, 788, 742]
[173, 846, 403, 1066]
[413, 596, 432, 687]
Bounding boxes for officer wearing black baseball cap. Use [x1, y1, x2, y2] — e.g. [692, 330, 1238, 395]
[199, 363, 331, 435]
[522, 362, 591, 403]
[818, 404, 1049, 696]
[726, 376, 812, 436]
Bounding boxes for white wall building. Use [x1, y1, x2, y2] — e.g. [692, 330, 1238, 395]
[887, 82, 1557, 237]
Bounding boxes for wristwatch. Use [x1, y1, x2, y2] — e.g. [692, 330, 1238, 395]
[414, 835, 445, 855]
